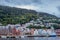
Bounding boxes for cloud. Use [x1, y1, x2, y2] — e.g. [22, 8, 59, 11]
[56, 6, 60, 17]
[0, 0, 60, 17]
[3, 0, 42, 5]
[16, 5, 36, 10]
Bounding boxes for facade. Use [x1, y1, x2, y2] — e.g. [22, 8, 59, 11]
[55, 29, 60, 36]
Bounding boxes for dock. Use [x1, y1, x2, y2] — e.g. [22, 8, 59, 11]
[0, 35, 57, 38]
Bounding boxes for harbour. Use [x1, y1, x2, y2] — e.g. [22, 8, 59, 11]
[0, 37, 60, 40]
[0, 35, 57, 38]
[0, 1, 60, 40]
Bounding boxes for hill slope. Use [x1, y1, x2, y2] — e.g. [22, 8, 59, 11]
[0, 5, 57, 25]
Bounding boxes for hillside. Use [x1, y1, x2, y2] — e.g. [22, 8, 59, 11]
[0, 5, 58, 25]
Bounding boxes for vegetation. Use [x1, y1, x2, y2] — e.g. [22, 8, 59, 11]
[0, 5, 58, 25]
[53, 25, 60, 29]
[27, 25, 51, 29]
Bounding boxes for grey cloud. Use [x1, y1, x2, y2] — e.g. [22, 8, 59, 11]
[4, 0, 42, 5]
[0, 0, 60, 17]
[57, 6, 60, 11]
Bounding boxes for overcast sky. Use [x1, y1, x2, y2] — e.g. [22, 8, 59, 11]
[0, 0, 60, 17]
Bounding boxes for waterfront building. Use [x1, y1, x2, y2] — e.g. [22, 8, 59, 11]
[55, 29, 60, 36]
[16, 30, 20, 35]
[12, 27, 17, 35]
[47, 29, 56, 36]
[30, 28, 35, 35]
[33, 29, 39, 35]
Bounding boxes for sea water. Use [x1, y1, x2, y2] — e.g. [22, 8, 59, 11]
[0, 37, 60, 40]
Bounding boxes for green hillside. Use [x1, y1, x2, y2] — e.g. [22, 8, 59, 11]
[0, 5, 58, 25]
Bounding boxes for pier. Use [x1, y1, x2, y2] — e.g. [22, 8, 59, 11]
[0, 35, 58, 38]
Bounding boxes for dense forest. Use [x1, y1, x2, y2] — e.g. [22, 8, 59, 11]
[0, 5, 58, 25]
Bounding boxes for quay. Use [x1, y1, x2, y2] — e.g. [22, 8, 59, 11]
[0, 35, 58, 38]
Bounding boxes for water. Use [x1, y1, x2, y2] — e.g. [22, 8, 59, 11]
[0, 37, 60, 40]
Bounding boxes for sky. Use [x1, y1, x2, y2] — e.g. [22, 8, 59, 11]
[0, 0, 60, 17]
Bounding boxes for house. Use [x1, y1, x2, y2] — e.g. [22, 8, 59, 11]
[38, 29, 56, 36]
[30, 28, 35, 35]
[15, 24, 21, 28]
[30, 20, 34, 23]
[58, 19, 60, 21]
[0, 23, 2, 26]
[52, 19, 57, 21]
[44, 23, 57, 27]
[55, 29, 60, 36]
[34, 24, 40, 26]
[39, 17, 43, 20]
[25, 22, 33, 27]
[6, 24, 15, 29]
[0, 26, 8, 35]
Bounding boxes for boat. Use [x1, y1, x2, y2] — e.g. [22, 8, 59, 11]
[1, 36, 7, 38]
[21, 35, 25, 38]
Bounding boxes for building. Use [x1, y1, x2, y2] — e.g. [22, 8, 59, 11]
[55, 29, 60, 36]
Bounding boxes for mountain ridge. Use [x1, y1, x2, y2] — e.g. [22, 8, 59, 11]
[0, 5, 58, 25]
[0, 5, 57, 18]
